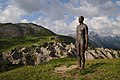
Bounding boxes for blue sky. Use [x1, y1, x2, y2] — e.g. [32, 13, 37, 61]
[0, 0, 120, 35]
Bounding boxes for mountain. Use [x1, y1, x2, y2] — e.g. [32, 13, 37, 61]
[68, 31, 120, 50]
[0, 23, 75, 53]
[89, 31, 120, 50]
[0, 23, 55, 37]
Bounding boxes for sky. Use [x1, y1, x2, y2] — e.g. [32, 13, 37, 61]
[0, 0, 120, 36]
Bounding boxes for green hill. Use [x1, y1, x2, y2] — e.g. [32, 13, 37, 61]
[0, 23, 120, 80]
[0, 58, 120, 80]
[0, 23, 55, 37]
[0, 23, 75, 53]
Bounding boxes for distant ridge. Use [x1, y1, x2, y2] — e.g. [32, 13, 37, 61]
[0, 23, 56, 37]
[68, 31, 120, 50]
[89, 31, 120, 50]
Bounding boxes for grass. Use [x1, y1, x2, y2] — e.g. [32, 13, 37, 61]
[0, 58, 120, 80]
[0, 36, 55, 53]
[0, 35, 76, 53]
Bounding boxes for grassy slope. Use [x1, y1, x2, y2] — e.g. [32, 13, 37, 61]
[0, 23, 76, 53]
[0, 23, 56, 53]
[0, 36, 55, 53]
[0, 58, 120, 80]
[0, 35, 75, 53]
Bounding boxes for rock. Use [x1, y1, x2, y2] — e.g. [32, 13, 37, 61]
[54, 46, 61, 57]
[85, 51, 95, 60]
[105, 48, 113, 53]
[96, 50, 107, 59]
[49, 52, 57, 57]
[46, 56, 52, 62]
[65, 45, 71, 50]
[98, 48, 107, 55]
[21, 57, 27, 65]
[11, 50, 23, 60]
[1, 42, 119, 66]
[25, 54, 34, 65]
[34, 46, 41, 53]
[12, 59, 21, 64]
[49, 47, 57, 57]
[113, 50, 119, 58]
[47, 42, 54, 50]
[2, 52, 8, 60]
[20, 47, 26, 52]
[98, 49, 109, 59]
[62, 51, 68, 56]
[53, 42, 57, 47]
[40, 47, 50, 55]
[67, 49, 77, 57]
[106, 52, 113, 59]
[70, 43, 75, 49]
[57, 42, 64, 48]
[33, 53, 42, 65]
[2, 52, 12, 61]
[61, 42, 67, 47]
[89, 50, 99, 59]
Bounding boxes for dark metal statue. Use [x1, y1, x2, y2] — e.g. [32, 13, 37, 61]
[76, 16, 88, 70]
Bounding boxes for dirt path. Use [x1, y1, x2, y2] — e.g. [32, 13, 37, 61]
[54, 65, 79, 79]
[54, 65, 77, 73]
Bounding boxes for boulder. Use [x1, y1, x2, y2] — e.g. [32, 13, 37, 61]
[65, 45, 71, 50]
[12, 52, 22, 60]
[113, 50, 119, 58]
[85, 51, 95, 60]
[105, 48, 113, 53]
[54, 46, 61, 57]
[57, 42, 64, 48]
[89, 50, 99, 59]
[106, 52, 113, 59]
[25, 54, 34, 65]
[70, 43, 75, 49]
[96, 50, 107, 59]
[46, 56, 52, 62]
[12, 59, 21, 64]
[60, 51, 68, 58]
[33, 53, 42, 65]
[2, 52, 8, 60]
[40, 47, 50, 55]
[1, 42, 119, 66]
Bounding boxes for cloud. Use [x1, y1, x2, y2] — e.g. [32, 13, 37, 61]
[64, 2, 99, 18]
[100, 1, 120, 17]
[116, 0, 120, 5]
[21, 19, 29, 23]
[0, 4, 25, 23]
[11, 0, 42, 13]
[0, 0, 120, 36]
[10, 0, 120, 19]
[11, 0, 66, 21]
[32, 16, 78, 35]
[33, 15, 120, 36]
[85, 15, 120, 35]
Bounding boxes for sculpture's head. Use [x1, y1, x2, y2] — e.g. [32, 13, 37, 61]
[78, 16, 84, 23]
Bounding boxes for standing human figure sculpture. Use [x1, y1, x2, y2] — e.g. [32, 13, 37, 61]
[76, 16, 88, 70]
